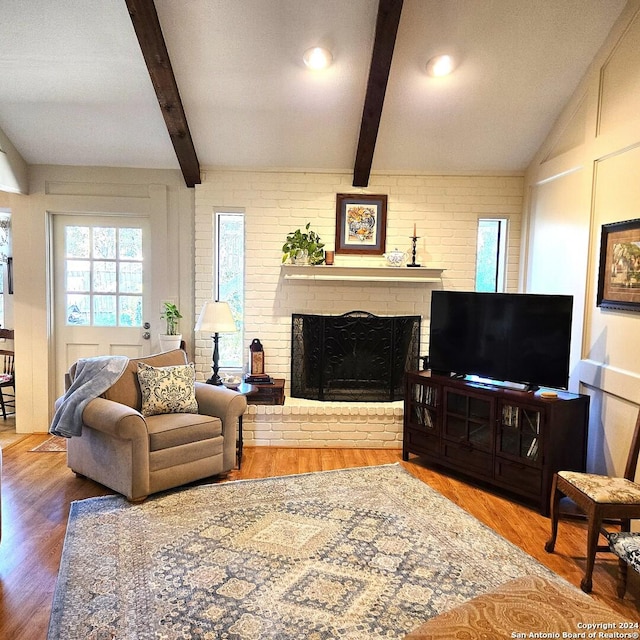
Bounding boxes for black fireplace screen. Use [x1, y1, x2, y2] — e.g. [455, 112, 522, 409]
[291, 311, 421, 402]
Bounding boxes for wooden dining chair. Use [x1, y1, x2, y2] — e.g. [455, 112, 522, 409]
[545, 408, 640, 593]
[0, 328, 14, 420]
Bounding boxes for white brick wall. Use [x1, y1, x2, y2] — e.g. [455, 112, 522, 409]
[195, 169, 523, 447]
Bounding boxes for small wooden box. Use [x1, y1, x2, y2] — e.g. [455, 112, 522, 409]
[247, 378, 285, 405]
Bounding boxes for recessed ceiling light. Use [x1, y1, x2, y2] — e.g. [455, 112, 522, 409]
[303, 47, 333, 70]
[426, 55, 456, 77]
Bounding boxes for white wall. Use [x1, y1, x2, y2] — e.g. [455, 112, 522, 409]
[195, 170, 523, 445]
[525, 168, 592, 389]
[524, 0, 640, 479]
[0, 165, 194, 433]
[0, 125, 28, 195]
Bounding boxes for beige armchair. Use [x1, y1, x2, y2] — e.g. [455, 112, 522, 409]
[64, 349, 246, 501]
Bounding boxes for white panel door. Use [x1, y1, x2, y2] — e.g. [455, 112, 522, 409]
[53, 214, 153, 397]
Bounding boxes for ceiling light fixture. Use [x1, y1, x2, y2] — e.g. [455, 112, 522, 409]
[426, 54, 456, 77]
[303, 47, 333, 70]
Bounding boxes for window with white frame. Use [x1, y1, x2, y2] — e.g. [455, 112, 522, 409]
[475, 218, 507, 292]
[215, 211, 244, 368]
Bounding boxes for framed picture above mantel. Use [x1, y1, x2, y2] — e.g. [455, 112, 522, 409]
[597, 218, 640, 312]
[335, 193, 387, 255]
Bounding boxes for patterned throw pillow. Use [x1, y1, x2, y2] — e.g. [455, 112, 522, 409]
[137, 362, 198, 417]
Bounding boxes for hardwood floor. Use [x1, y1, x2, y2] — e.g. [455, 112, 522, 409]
[1, 435, 638, 639]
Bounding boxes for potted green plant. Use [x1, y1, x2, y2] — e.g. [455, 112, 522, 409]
[159, 301, 183, 351]
[282, 222, 325, 265]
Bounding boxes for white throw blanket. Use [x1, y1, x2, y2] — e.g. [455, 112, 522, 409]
[49, 356, 129, 438]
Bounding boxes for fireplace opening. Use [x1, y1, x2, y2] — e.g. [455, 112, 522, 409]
[291, 311, 421, 402]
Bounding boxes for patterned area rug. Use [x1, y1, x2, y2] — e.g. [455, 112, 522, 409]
[30, 435, 67, 452]
[48, 464, 562, 639]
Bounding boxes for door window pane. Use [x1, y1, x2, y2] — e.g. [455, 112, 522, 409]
[66, 260, 91, 291]
[93, 227, 116, 259]
[119, 228, 143, 260]
[93, 261, 117, 292]
[65, 226, 90, 258]
[67, 294, 90, 325]
[119, 295, 143, 327]
[94, 295, 117, 326]
[64, 225, 143, 326]
[119, 262, 142, 293]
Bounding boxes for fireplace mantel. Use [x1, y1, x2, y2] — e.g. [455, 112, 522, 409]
[281, 264, 444, 283]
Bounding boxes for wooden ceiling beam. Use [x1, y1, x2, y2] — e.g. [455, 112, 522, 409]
[353, 0, 403, 188]
[125, 0, 201, 188]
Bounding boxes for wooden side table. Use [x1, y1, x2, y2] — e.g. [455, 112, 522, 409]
[233, 379, 286, 468]
[245, 378, 285, 405]
[234, 382, 256, 469]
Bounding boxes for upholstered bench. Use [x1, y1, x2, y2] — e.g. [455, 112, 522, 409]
[608, 531, 640, 598]
[404, 575, 630, 639]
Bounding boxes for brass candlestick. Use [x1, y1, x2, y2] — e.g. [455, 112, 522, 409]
[407, 235, 421, 267]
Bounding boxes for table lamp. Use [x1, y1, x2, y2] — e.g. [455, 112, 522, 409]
[194, 301, 237, 385]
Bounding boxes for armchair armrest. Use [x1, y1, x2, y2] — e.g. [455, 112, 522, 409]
[195, 382, 247, 422]
[68, 397, 151, 502]
[195, 383, 247, 470]
[81, 397, 148, 441]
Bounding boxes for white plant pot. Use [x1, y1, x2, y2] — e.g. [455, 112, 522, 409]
[158, 334, 182, 352]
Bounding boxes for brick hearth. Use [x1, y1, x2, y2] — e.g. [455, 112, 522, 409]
[244, 397, 403, 448]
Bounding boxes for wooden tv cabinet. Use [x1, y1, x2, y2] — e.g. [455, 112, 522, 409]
[402, 371, 590, 515]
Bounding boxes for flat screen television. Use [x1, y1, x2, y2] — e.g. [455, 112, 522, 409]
[428, 291, 573, 390]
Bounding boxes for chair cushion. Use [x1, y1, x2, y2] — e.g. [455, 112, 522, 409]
[137, 362, 198, 417]
[557, 470, 640, 503]
[607, 532, 640, 574]
[146, 413, 222, 451]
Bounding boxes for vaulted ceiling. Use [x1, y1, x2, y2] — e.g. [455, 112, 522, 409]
[0, 0, 627, 188]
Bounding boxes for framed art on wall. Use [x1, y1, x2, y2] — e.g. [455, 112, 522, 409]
[597, 218, 640, 311]
[335, 193, 387, 255]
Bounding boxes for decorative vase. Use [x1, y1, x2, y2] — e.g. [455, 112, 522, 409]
[383, 248, 407, 267]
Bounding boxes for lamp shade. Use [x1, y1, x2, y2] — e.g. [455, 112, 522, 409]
[194, 301, 237, 333]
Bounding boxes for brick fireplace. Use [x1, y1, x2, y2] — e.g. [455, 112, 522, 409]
[194, 169, 523, 447]
[291, 311, 421, 402]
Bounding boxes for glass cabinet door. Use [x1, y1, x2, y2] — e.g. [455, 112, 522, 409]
[498, 403, 542, 463]
[408, 381, 439, 434]
[443, 391, 492, 450]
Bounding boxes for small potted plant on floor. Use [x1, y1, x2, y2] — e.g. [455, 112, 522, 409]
[282, 222, 325, 265]
[159, 301, 183, 351]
